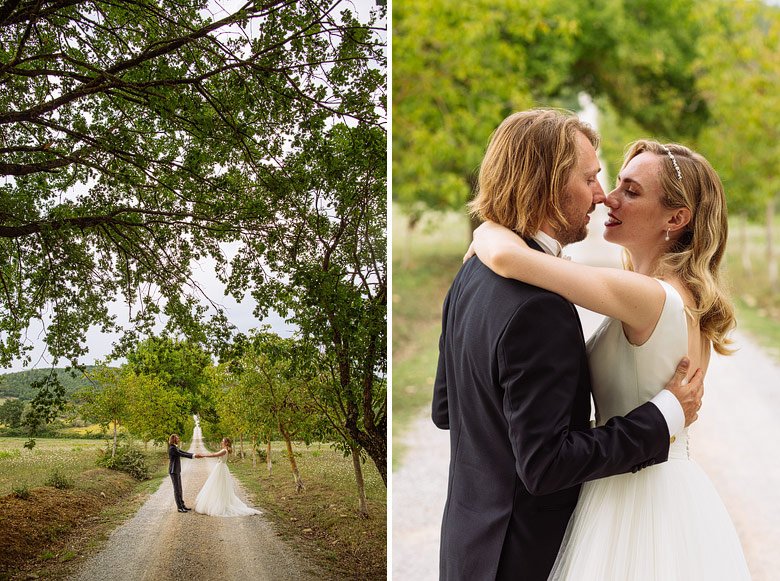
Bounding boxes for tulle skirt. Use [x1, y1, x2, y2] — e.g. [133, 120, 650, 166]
[194, 461, 261, 517]
[548, 455, 751, 580]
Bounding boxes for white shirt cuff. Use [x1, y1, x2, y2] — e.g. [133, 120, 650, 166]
[649, 389, 685, 438]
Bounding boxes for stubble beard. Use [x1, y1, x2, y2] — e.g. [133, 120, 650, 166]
[557, 199, 588, 246]
[557, 217, 588, 246]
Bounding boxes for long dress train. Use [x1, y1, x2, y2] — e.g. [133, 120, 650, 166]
[193, 430, 260, 518]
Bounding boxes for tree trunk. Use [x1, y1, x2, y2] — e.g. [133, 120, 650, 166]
[767, 199, 777, 292]
[112, 420, 118, 457]
[351, 444, 369, 518]
[280, 424, 304, 492]
[267, 439, 272, 476]
[240, 433, 244, 459]
[740, 213, 752, 276]
[251, 436, 257, 468]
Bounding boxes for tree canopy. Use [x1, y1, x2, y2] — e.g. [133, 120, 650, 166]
[0, 1, 386, 462]
[0, 0, 386, 369]
[692, 0, 780, 218]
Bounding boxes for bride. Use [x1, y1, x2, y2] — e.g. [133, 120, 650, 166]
[468, 139, 750, 579]
[194, 432, 261, 517]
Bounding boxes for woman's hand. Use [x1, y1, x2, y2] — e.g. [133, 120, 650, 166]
[463, 241, 477, 263]
[463, 221, 528, 275]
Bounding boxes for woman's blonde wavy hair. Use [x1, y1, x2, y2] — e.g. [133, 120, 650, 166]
[468, 109, 599, 238]
[621, 140, 736, 355]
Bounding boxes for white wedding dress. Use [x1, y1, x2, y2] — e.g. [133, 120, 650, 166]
[548, 280, 751, 580]
[193, 436, 261, 517]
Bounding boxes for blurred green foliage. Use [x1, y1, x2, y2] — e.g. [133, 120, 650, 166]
[393, 0, 780, 222]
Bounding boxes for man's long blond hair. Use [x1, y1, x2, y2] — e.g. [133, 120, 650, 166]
[468, 109, 598, 237]
[621, 140, 736, 355]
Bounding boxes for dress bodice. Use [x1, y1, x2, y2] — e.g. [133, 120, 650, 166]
[587, 280, 688, 452]
[549, 281, 751, 580]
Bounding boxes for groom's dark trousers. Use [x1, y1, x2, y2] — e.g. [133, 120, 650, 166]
[168, 444, 194, 510]
[433, 248, 671, 581]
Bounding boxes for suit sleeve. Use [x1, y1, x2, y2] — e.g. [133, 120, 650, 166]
[176, 448, 194, 460]
[432, 288, 452, 429]
[500, 293, 670, 495]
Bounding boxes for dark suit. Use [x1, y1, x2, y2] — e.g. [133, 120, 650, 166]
[168, 443, 194, 509]
[433, 245, 671, 581]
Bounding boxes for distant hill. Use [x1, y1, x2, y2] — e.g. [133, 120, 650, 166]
[0, 368, 101, 401]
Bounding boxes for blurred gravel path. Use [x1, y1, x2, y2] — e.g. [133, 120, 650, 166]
[393, 206, 780, 580]
[73, 426, 320, 581]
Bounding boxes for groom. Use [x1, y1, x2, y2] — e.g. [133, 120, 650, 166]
[168, 434, 201, 513]
[432, 109, 704, 580]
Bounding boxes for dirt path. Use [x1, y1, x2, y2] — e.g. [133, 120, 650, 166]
[392, 206, 780, 580]
[73, 425, 321, 581]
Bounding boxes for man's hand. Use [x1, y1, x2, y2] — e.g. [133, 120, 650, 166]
[664, 357, 704, 427]
[193, 454, 201, 459]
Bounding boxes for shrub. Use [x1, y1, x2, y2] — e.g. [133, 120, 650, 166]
[45, 469, 74, 489]
[97, 446, 151, 480]
[12, 484, 30, 499]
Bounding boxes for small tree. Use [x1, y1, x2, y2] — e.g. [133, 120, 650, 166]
[126, 336, 212, 411]
[78, 367, 132, 457]
[0, 398, 25, 429]
[238, 334, 318, 493]
[213, 365, 258, 459]
[125, 372, 191, 445]
[308, 368, 377, 517]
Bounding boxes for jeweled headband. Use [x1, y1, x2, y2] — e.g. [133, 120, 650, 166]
[660, 144, 683, 181]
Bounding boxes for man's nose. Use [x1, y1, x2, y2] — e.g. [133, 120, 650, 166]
[592, 183, 606, 204]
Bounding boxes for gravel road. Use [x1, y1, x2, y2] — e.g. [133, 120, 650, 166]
[392, 206, 780, 580]
[73, 426, 321, 581]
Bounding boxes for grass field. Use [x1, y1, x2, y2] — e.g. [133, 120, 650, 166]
[0, 435, 174, 494]
[392, 209, 780, 468]
[723, 219, 780, 362]
[0, 437, 109, 495]
[392, 208, 469, 466]
[223, 441, 387, 580]
[0, 436, 170, 579]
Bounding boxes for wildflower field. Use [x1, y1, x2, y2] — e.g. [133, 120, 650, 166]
[0, 437, 106, 495]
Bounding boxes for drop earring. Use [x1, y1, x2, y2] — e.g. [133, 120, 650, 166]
[665, 229, 670, 242]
